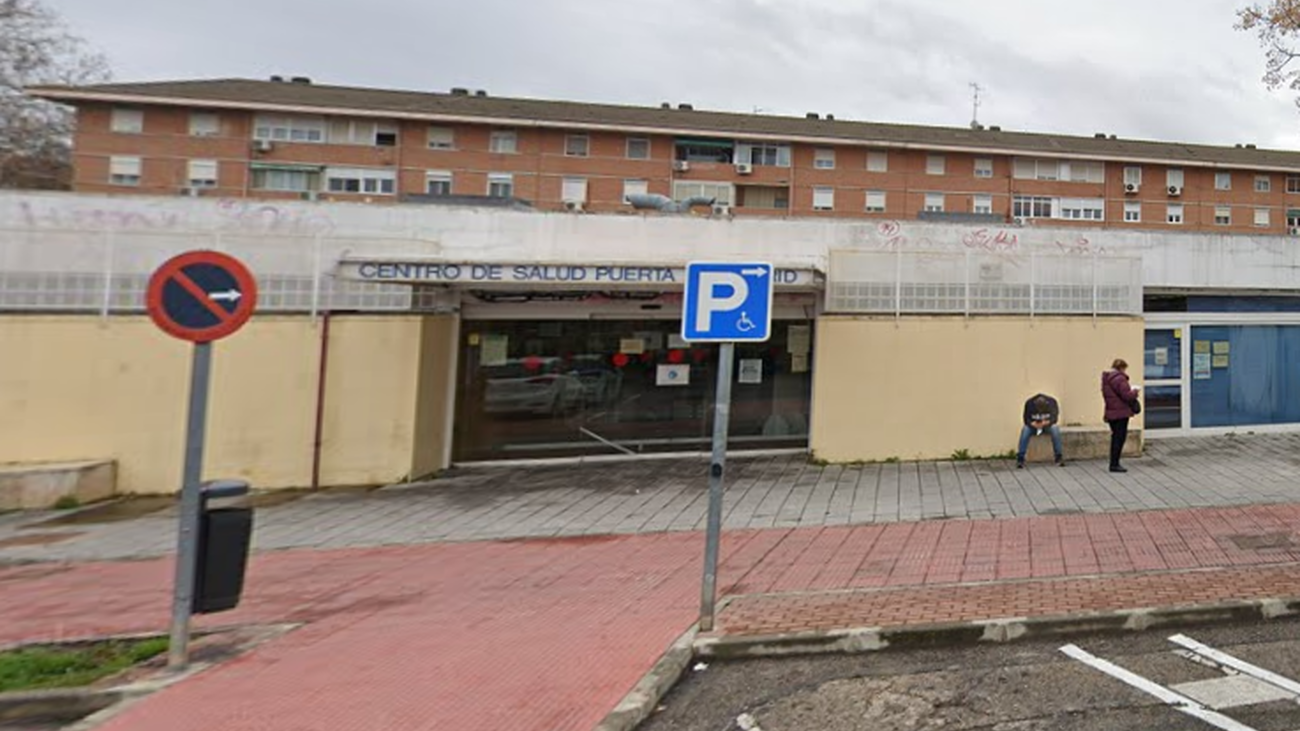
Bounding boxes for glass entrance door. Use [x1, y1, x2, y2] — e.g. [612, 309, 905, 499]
[1143, 328, 1183, 430]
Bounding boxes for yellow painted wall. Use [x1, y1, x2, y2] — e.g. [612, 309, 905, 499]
[810, 316, 1144, 462]
[0, 314, 456, 494]
[410, 315, 458, 479]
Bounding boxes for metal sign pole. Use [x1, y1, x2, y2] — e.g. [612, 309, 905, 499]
[168, 341, 213, 670]
[699, 341, 735, 632]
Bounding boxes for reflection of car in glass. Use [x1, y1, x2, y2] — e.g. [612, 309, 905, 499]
[484, 358, 585, 415]
[568, 355, 623, 406]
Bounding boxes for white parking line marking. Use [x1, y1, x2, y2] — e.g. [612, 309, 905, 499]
[1060, 644, 1260, 731]
[1169, 634, 1300, 699]
[1172, 675, 1293, 710]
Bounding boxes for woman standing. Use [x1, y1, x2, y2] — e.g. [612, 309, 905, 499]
[1101, 358, 1139, 473]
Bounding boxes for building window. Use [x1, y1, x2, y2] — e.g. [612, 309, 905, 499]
[489, 130, 518, 154]
[189, 112, 219, 137]
[814, 149, 836, 169]
[926, 155, 945, 175]
[1215, 206, 1232, 225]
[974, 158, 993, 178]
[673, 181, 733, 205]
[1167, 204, 1184, 224]
[623, 179, 648, 204]
[1013, 158, 1059, 181]
[1124, 202, 1141, 222]
[1012, 195, 1053, 218]
[1256, 175, 1272, 193]
[865, 190, 886, 213]
[626, 137, 650, 160]
[325, 167, 396, 195]
[254, 115, 326, 143]
[972, 194, 993, 214]
[561, 177, 588, 203]
[1124, 166, 1142, 187]
[425, 171, 453, 196]
[923, 193, 945, 212]
[1060, 198, 1105, 220]
[1256, 208, 1271, 227]
[564, 135, 589, 157]
[186, 159, 218, 188]
[1290, 213, 1300, 234]
[867, 151, 888, 172]
[111, 108, 143, 134]
[487, 173, 514, 198]
[1215, 172, 1232, 191]
[1289, 175, 1300, 194]
[428, 127, 455, 150]
[1067, 161, 1105, 183]
[739, 142, 791, 167]
[812, 187, 835, 210]
[1167, 168, 1185, 188]
[251, 167, 320, 192]
[108, 156, 141, 186]
[328, 119, 398, 146]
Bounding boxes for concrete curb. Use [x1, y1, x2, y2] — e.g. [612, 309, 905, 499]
[594, 625, 698, 731]
[693, 596, 1300, 659]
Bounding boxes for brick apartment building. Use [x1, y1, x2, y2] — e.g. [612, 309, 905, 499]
[27, 76, 1300, 234]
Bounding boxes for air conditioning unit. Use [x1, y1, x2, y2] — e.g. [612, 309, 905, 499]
[564, 200, 584, 212]
[1124, 183, 1139, 194]
[252, 139, 274, 153]
[712, 203, 732, 216]
[734, 162, 753, 175]
[672, 160, 690, 172]
[1167, 185, 1183, 196]
[300, 191, 319, 202]
[1012, 216, 1027, 226]
[180, 187, 198, 197]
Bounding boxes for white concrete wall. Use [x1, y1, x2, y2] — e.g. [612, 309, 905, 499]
[3, 190, 1300, 291]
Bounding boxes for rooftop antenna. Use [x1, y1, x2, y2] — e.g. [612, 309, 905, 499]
[752, 106, 766, 115]
[969, 82, 984, 129]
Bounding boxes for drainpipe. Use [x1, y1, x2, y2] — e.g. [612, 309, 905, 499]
[311, 311, 332, 491]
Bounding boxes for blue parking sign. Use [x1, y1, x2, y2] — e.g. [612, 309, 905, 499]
[681, 262, 774, 342]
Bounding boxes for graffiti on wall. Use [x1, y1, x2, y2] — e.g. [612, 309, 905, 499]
[12, 198, 335, 236]
[961, 227, 1020, 253]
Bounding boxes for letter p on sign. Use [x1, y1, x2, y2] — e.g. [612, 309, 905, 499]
[681, 262, 773, 343]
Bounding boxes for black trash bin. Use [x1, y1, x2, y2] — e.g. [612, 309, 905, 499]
[193, 479, 254, 614]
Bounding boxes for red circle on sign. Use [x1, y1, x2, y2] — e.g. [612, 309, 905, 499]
[146, 251, 258, 343]
[668, 349, 685, 364]
[612, 353, 630, 367]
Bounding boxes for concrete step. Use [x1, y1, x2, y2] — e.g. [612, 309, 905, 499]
[0, 460, 116, 510]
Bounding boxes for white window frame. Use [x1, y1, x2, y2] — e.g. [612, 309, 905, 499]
[251, 167, 320, 193]
[1215, 172, 1232, 191]
[672, 180, 733, 206]
[926, 155, 945, 175]
[1012, 195, 1054, 219]
[973, 158, 993, 178]
[972, 194, 993, 214]
[864, 190, 886, 213]
[1288, 175, 1300, 194]
[622, 179, 648, 204]
[425, 170, 453, 196]
[813, 148, 836, 169]
[561, 177, 588, 203]
[1214, 206, 1232, 225]
[111, 108, 143, 134]
[186, 159, 218, 188]
[866, 151, 888, 172]
[1124, 166, 1142, 186]
[108, 156, 141, 186]
[923, 193, 945, 212]
[1124, 202, 1141, 222]
[325, 167, 397, 195]
[1013, 158, 1060, 181]
[1255, 208, 1271, 227]
[254, 114, 326, 143]
[189, 112, 219, 137]
[625, 137, 650, 160]
[1167, 204, 1184, 224]
[1066, 161, 1105, 184]
[428, 127, 455, 150]
[737, 142, 792, 167]
[812, 187, 835, 211]
[487, 173, 515, 198]
[564, 135, 590, 157]
[1059, 197, 1105, 220]
[489, 130, 518, 154]
[1256, 175, 1272, 193]
[328, 119, 398, 147]
[1167, 168, 1185, 188]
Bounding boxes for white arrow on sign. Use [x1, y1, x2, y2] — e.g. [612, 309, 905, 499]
[740, 267, 768, 277]
[208, 290, 242, 302]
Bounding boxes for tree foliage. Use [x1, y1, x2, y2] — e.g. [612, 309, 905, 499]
[0, 0, 108, 189]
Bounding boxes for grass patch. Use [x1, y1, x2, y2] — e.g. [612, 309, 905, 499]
[52, 496, 81, 510]
[0, 637, 168, 692]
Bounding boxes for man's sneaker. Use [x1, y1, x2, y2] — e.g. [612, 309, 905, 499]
[1110, 465, 1128, 473]
[1016, 460, 1025, 469]
[1055, 456, 1066, 466]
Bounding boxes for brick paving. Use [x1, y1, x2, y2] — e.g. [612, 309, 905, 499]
[5, 434, 1300, 564]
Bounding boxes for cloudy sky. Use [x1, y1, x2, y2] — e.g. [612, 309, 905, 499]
[51, 0, 1300, 149]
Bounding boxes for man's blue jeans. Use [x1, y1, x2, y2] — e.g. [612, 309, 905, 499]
[1018, 424, 1063, 462]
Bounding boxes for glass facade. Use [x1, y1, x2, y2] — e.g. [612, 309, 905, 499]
[453, 319, 814, 461]
[1190, 325, 1300, 428]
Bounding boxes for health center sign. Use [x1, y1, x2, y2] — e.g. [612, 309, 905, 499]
[336, 259, 821, 289]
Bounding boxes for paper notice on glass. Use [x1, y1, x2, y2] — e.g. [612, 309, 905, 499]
[1212, 354, 1230, 369]
[467, 333, 481, 346]
[791, 353, 809, 373]
[1193, 352, 1212, 380]
[1213, 341, 1230, 355]
[738, 359, 763, 384]
[657, 364, 690, 387]
[1174, 329, 1182, 339]
[1194, 340, 1211, 354]
[481, 334, 508, 366]
[788, 325, 811, 355]
[667, 333, 689, 350]
[619, 338, 645, 355]
[636, 331, 664, 352]
[1154, 347, 1169, 366]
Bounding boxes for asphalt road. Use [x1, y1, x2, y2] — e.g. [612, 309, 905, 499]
[641, 619, 1300, 731]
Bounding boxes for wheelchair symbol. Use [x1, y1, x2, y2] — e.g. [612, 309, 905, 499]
[735, 312, 756, 333]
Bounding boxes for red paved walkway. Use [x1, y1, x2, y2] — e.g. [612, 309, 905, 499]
[7, 503, 1300, 729]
